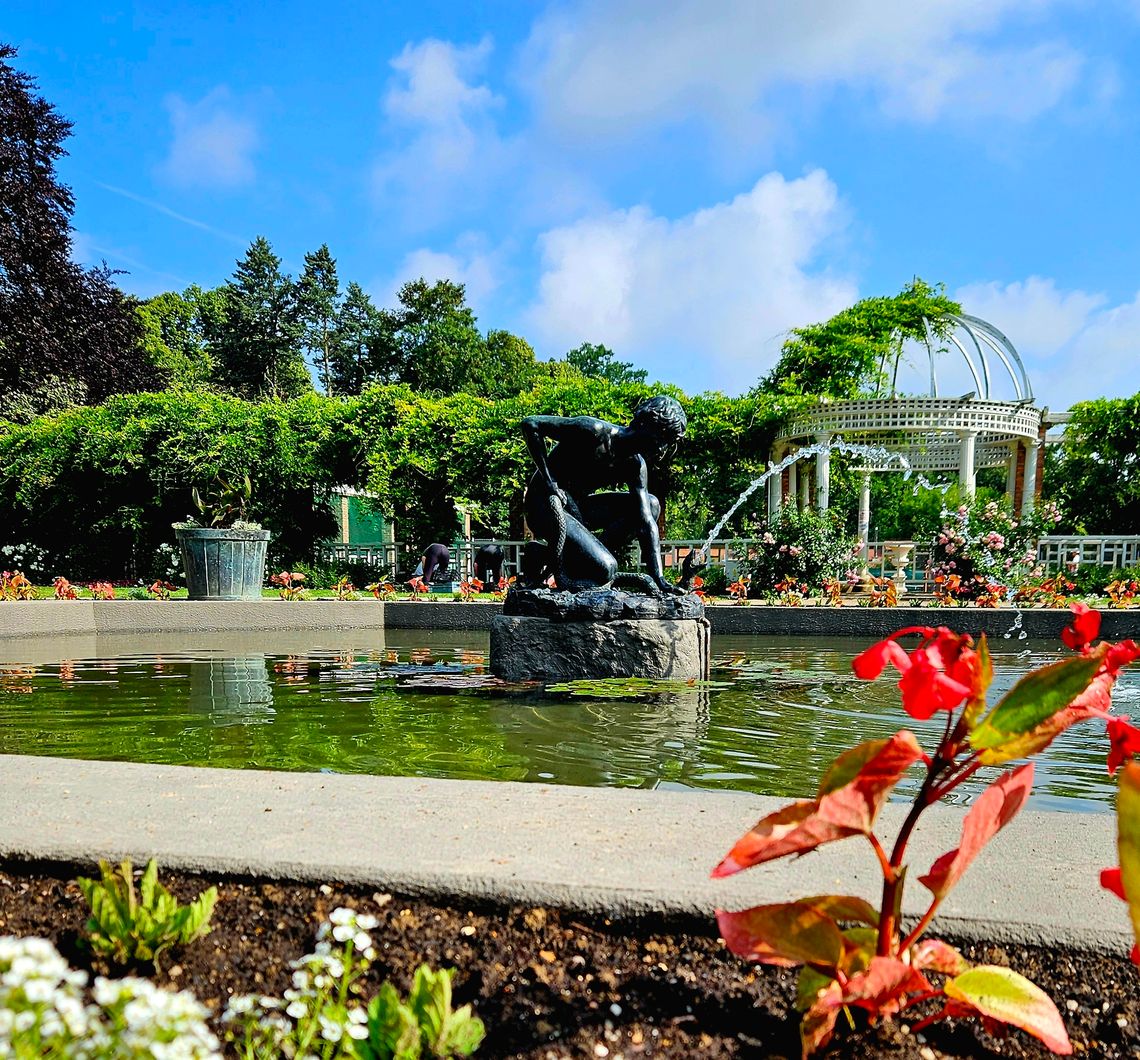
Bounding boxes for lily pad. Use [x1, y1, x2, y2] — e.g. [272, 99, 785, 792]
[544, 677, 731, 699]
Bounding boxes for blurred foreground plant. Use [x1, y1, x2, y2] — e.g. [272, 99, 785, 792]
[713, 603, 1140, 1057]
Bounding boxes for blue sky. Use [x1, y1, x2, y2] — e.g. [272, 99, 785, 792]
[7, 1, 1140, 408]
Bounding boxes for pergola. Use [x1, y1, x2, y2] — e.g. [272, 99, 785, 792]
[768, 314, 1046, 549]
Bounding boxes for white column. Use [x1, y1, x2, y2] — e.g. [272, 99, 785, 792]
[958, 430, 977, 499]
[857, 472, 872, 565]
[787, 457, 798, 511]
[799, 463, 811, 510]
[1021, 438, 1039, 515]
[815, 434, 832, 511]
[767, 461, 782, 519]
[1006, 442, 1019, 501]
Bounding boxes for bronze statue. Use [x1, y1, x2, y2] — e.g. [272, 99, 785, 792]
[520, 395, 687, 595]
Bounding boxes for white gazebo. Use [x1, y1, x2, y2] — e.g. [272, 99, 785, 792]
[768, 314, 1047, 550]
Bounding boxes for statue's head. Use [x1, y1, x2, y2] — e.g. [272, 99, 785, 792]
[629, 395, 687, 462]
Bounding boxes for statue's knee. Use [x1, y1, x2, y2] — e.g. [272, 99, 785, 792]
[648, 495, 661, 521]
[599, 554, 619, 582]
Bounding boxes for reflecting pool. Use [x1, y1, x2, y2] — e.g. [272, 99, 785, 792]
[1, 628, 1133, 813]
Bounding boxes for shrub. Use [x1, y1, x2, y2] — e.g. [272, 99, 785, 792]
[78, 858, 217, 969]
[734, 508, 857, 594]
[928, 498, 1063, 601]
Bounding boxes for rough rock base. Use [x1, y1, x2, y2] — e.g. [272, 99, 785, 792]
[490, 615, 710, 681]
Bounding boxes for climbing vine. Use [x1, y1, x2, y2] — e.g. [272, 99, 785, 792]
[759, 279, 962, 399]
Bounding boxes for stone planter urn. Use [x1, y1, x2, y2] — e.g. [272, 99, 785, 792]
[174, 527, 271, 601]
[881, 541, 915, 597]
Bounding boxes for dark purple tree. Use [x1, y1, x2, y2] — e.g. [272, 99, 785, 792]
[0, 43, 153, 408]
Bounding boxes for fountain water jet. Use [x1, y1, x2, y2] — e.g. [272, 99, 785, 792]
[697, 438, 953, 559]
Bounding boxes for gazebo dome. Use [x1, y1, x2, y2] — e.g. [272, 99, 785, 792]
[892, 313, 1033, 402]
[769, 313, 1045, 535]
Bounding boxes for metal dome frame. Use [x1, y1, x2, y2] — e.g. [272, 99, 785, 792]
[765, 313, 1046, 547]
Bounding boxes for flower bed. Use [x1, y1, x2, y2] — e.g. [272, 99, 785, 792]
[1, 868, 1138, 1059]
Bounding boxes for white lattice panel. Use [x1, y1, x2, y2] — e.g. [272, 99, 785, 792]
[777, 399, 1041, 445]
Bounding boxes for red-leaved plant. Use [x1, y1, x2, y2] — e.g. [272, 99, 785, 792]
[713, 603, 1140, 1057]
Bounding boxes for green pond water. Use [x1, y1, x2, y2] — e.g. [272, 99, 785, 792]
[0, 628, 1132, 813]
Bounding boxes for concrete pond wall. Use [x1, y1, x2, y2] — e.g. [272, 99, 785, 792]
[2, 598, 1138, 640]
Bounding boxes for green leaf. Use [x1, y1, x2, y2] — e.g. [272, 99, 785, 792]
[945, 965, 1072, 1053]
[360, 984, 422, 1060]
[76, 857, 216, 968]
[1117, 761, 1140, 955]
[971, 649, 1105, 749]
[408, 965, 450, 1050]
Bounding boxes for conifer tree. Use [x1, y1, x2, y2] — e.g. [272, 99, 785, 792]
[329, 281, 381, 396]
[211, 237, 309, 399]
[296, 244, 340, 395]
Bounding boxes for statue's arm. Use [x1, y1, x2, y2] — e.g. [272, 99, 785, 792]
[520, 416, 603, 494]
[624, 455, 681, 593]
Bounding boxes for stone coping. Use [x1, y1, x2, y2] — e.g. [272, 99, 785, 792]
[3, 599, 1138, 640]
[0, 754, 1127, 953]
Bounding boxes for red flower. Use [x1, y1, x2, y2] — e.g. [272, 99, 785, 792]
[1061, 603, 1101, 653]
[898, 653, 973, 720]
[851, 628, 930, 679]
[1100, 867, 1140, 965]
[1105, 639, 1140, 675]
[852, 627, 980, 720]
[1107, 717, 1140, 775]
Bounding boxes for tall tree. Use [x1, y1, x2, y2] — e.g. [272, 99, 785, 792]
[329, 282, 381, 396]
[1046, 394, 1140, 534]
[373, 278, 487, 393]
[211, 237, 309, 400]
[565, 342, 647, 385]
[479, 330, 539, 397]
[296, 244, 340, 395]
[136, 285, 225, 388]
[0, 43, 152, 408]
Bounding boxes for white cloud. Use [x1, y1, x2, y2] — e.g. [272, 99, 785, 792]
[954, 277, 1140, 407]
[522, 0, 1089, 140]
[955, 277, 1105, 354]
[373, 240, 501, 316]
[385, 36, 499, 126]
[374, 38, 511, 227]
[159, 88, 258, 188]
[525, 169, 856, 392]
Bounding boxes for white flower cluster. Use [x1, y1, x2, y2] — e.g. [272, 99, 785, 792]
[89, 976, 220, 1058]
[0, 542, 47, 579]
[0, 934, 91, 1048]
[155, 542, 181, 579]
[318, 906, 378, 957]
[0, 934, 220, 1059]
[223, 907, 378, 1053]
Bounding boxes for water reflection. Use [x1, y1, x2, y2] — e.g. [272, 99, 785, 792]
[0, 630, 1133, 813]
[188, 656, 274, 725]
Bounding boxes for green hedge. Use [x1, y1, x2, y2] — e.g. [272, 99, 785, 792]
[0, 382, 802, 580]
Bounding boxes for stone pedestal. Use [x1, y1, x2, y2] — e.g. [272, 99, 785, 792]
[490, 587, 710, 682]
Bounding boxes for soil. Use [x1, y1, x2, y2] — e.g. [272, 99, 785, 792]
[0, 863, 1137, 1059]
